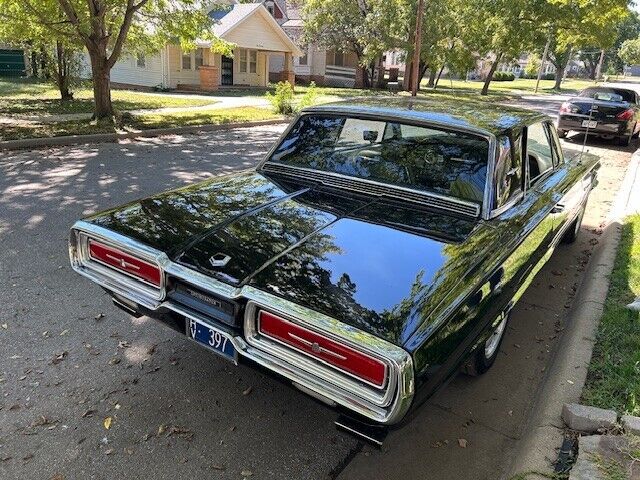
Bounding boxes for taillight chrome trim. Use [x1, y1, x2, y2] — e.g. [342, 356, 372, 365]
[243, 293, 414, 423]
[69, 221, 168, 303]
[257, 309, 389, 389]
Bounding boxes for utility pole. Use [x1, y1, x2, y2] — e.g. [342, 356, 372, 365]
[411, 0, 425, 96]
[535, 34, 551, 94]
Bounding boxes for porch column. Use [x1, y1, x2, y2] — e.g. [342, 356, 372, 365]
[281, 51, 295, 88]
[199, 53, 219, 91]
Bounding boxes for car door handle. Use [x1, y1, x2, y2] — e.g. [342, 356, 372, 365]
[551, 203, 565, 214]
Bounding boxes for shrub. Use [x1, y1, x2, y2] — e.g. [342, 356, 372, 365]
[266, 81, 295, 114]
[493, 72, 515, 81]
[298, 81, 318, 110]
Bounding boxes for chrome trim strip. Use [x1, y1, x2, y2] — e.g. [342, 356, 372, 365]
[69, 221, 415, 425]
[262, 163, 481, 217]
[252, 302, 390, 392]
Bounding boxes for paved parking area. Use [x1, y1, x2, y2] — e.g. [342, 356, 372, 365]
[0, 115, 634, 480]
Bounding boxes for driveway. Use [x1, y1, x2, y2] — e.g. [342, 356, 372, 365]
[0, 112, 633, 479]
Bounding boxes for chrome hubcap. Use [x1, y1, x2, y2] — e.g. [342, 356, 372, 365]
[484, 315, 507, 359]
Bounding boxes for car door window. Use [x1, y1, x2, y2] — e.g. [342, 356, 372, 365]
[494, 134, 523, 209]
[546, 123, 564, 167]
[527, 122, 554, 185]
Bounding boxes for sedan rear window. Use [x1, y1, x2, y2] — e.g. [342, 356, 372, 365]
[267, 114, 489, 204]
[579, 87, 635, 103]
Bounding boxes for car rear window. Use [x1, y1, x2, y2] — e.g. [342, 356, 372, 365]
[579, 87, 635, 103]
[267, 114, 489, 204]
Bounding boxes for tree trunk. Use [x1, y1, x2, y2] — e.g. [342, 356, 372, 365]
[87, 46, 114, 119]
[404, 60, 413, 91]
[426, 68, 437, 87]
[55, 41, 73, 101]
[481, 53, 502, 96]
[434, 64, 446, 89]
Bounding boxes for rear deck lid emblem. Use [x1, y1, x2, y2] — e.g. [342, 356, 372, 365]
[209, 253, 231, 268]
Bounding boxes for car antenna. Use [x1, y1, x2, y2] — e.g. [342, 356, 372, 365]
[578, 96, 595, 165]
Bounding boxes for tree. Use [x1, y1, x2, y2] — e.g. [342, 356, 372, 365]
[538, 0, 629, 89]
[619, 37, 640, 66]
[473, 0, 537, 95]
[0, 0, 229, 119]
[0, 3, 83, 100]
[302, 0, 404, 88]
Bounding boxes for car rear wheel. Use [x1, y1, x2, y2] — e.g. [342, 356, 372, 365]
[557, 129, 567, 139]
[464, 311, 510, 376]
[619, 126, 634, 146]
[561, 205, 586, 244]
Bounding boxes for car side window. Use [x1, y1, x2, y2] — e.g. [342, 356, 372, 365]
[494, 134, 523, 209]
[546, 123, 564, 167]
[526, 122, 554, 185]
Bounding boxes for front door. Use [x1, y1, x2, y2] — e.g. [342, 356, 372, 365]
[221, 56, 233, 86]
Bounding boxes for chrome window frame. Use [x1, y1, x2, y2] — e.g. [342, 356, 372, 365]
[258, 111, 495, 220]
[69, 220, 415, 425]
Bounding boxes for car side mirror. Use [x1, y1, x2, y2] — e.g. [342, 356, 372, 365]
[363, 130, 378, 143]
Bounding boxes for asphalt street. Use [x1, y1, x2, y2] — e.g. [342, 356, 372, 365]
[0, 101, 635, 480]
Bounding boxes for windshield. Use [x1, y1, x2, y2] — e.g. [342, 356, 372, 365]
[267, 114, 489, 204]
[579, 87, 635, 103]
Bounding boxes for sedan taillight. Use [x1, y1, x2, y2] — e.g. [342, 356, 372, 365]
[258, 310, 387, 388]
[616, 108, 634, 121]
[88, 239, 161, 287]
[559, 102, 575, 114]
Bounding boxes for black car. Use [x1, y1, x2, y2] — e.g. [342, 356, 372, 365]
[69, 98, 599, 443]
[557, 86, 640, 145]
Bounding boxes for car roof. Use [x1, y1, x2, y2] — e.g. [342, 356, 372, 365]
[302, 96, 548, 137]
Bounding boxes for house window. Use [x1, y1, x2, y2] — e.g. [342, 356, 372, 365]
[136, 53, 146, 68]
[239, 49, 257, 73]
[249, 50, 257, 73]
[266, 1, 275, 16]
[299, 50, 308, 66]
[239, 49, 247, 73]
[195, 48, 204, 69]
[182, 51, 192, 70]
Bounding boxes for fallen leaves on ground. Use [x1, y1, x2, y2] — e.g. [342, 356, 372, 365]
[458, 438, 468, 448]
[103, 417, 113, 430]
[241, 469, 253, 477]
[50, 351, 68, 365]
[242, 386, 252, 396]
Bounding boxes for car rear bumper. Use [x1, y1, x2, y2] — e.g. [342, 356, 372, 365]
[558, 114, 632, 136]
[69, 220, 415, 427]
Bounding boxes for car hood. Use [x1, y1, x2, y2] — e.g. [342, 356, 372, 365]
[86, 171, 494, 346]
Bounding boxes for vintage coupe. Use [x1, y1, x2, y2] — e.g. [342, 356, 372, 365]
[69, 98, 599, 443]
[557, 86, 640, 145]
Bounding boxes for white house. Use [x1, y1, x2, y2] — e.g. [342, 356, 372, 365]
[84, 0, 301, 91]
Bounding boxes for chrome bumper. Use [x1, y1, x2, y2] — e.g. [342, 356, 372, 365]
[69, 221, 415, 425]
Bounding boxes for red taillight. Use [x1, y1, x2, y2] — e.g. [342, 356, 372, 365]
[617, 108, 634, 121]
[559, 102, 572, 114]
[258, 310, 387, 388]
[88, 239, 161, 287]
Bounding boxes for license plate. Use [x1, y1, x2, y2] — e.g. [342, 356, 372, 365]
[582, 120, 597, 128]
[187, 317, 237, 363]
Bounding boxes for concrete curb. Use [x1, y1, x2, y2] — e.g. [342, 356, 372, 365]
[0, 118, 287, 152]
[505, 149, 640, 478]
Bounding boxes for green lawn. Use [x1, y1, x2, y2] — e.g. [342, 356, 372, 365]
[131, 106, 280, 129]
[0, 106, 281, 141]
[0, 78, 215, 116]
[582, 214, 640, 415]
[417, 77, 598, 95]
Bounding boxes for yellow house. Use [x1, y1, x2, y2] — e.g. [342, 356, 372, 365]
[103, 0, 302, 91]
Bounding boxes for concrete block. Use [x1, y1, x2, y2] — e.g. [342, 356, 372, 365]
[621, 414, 640, 435]
[562, 403, 617, 433]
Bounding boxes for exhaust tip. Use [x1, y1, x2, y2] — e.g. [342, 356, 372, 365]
[335, 415, 387, 447]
